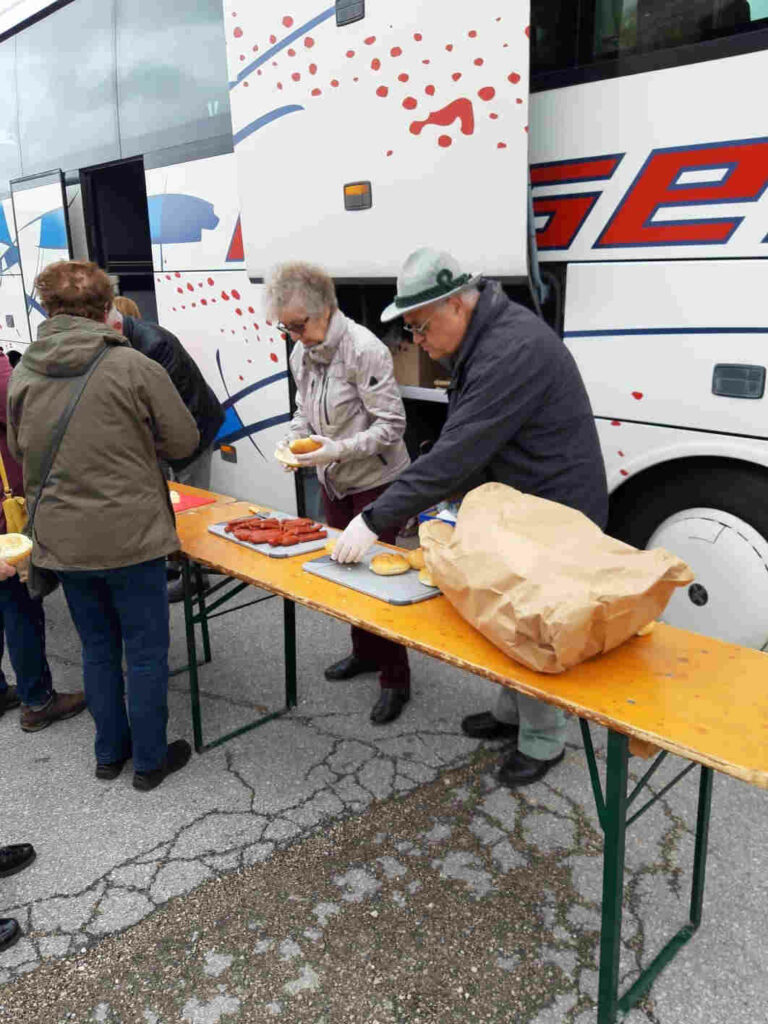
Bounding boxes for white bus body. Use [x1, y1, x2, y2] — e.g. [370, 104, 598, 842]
[1, 0, 767, 647]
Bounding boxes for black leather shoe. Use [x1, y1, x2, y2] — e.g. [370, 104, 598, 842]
[133, 739, 192, 792]
[95, 757, 129, 781]
[498, 749, 565, 788]
[370, 688, 410, 725]
[461, 711, 519, 741]
[0, 918, 21, 952]
[0, 843, 36, 878]
[0, 685, 20, 717]
[324, 655, 378, 681]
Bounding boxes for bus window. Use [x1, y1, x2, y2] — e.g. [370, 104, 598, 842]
[531, 0, 580, 72]
[594, 0, 767, 60]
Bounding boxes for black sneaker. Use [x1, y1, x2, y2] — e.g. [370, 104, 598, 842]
[133, 740, 192, 792]
[0, 918, 21, 953]
[0, 843, 36, 878]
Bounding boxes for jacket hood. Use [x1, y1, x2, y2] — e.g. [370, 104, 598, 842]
[23, 315, 128, 378]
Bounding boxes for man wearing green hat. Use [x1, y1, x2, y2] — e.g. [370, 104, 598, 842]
[333, 247, 608, 788]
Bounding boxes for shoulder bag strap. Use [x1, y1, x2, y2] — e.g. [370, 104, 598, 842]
[0, 449, 12, 499]
[26, 344, 112, 535]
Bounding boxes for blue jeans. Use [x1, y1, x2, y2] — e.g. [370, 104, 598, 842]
[0, 575, 53, 709]
[58, 558, 170, 772]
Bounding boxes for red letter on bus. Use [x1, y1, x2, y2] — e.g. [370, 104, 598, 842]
[595, 138, 768, 248]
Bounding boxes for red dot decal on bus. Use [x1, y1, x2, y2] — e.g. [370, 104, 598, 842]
[201, 299, 207, 305]
[235, 308, 243, 316]
[398, 73, 409, 82]
[231, 290, 241, 299]
[478, 87, 495, 101]
[175, 272, 181, 277]
[270, 353, 278, 362]
[364, 36, 376, 45]
[632, 391, 643, 400]
[489, 112, 499, 119]
[371, 58, 381, 70]
[438, 135, 452, 148]
[252, 44, 258, 52]
[376, 86, 388, 97]
[233, 27, 242, 38]
[469, 30, 477, 37]
[207, 277, 214, 285]
[309, 63, 317, 74]
[287, 48, 296, 56]
[391, 46, 402, 57]
[508, 72, 521, 83]
[618, 450, 625, 457]
[611, 420, 622, 426]
[425, 84, 435, 95]
[277, 82, 283, 90]
[386, 150, 393, 156]
[525, 26, 530, 37]
[283, 16, 293, 27]
[292, 72, 300, 80]
[177, 287, 183, 294]
[410, 98, 474, 139]
[413, 33, 422, 41]
[221, 292, 230, 301]
[248, 306, 254, 314]
[186, 283, 194, 291]
[311, 88, 321, 96]
[620, 469, 629, 476]
[474, 58, 484, 66]
[497, 142, 507, 148]
[445, 44, 453, 51]
[452, 72, 462, 81]
[331, 79, 339, 87]
[346, 50, 355, 57]
[270, 34, 276, 43]
[403, 96, 417, 110]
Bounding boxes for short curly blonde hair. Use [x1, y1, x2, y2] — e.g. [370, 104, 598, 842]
[265, 261, 337, 320]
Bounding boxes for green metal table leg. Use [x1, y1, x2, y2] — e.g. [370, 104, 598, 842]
[598, 729, 630, 1024]
[690, 766, 713, 928]
[284, 598, 297, 708]
[182, 558, 204, 752]
[193, 562, 212, 665]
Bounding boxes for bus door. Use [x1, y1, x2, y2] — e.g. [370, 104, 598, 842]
[79, 157, 157, 321]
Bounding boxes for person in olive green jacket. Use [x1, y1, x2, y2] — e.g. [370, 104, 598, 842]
[7, 260, 200, 790]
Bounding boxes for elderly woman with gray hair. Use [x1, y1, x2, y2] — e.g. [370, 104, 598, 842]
[266, 262, 412, 724]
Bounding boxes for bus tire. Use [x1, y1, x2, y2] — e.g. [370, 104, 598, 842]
[608, 463, 768, 649]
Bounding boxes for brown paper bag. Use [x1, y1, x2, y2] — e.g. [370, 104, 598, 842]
[419, 483, 694, 674]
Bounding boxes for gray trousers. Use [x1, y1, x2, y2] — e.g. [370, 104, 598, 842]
[167, 446, 213, 491]
[494, 688, 566, 761]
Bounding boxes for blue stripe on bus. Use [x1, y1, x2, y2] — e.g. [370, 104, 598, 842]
[216, 413, 292, 448]
[221, 370, 289, 410]
[233, 106, 304, 147]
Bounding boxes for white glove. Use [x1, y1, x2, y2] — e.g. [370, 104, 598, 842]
[333, 513, 378, 564]
[293, 435, 344, 467]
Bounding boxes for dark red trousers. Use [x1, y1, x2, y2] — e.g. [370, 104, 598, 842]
[321, 484, 410, 691]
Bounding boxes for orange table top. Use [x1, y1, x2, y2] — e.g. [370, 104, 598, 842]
[175, 497, 768, 791]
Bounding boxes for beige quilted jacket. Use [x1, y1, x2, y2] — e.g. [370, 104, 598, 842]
[285, 310, 410, 499]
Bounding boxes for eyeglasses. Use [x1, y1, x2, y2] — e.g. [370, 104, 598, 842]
[277, 316, 310, 336]
[402, 313, 435, 338]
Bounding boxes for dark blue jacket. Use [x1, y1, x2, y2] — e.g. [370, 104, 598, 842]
[121, 315, 223, 470]
[364, 280, 608, 533]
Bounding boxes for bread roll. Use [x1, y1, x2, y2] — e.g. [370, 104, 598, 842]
[289, 437, 323, 454]
[407, 547, 425, 570]
[0, 533, 33, 566]
[369, 553, 410, 576]
[418, 567, 435, 587]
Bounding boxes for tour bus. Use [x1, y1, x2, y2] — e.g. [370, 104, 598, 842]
[0, 0, 767, 650]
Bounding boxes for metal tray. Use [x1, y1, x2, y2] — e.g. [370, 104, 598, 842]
[302, 547, 440, 605]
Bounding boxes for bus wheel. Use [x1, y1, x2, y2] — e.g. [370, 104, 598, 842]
[609, 465, 768, 649]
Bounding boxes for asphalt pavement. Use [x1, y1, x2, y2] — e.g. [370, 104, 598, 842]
[1, 582, 766, 1024]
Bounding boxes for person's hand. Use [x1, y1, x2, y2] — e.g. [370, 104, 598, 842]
[293, 435, 343, 467]
[333, 513, 378, 563]
[0, 560, 17, 581]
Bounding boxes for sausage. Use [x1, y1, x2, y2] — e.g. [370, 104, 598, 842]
[281, 518, 316, 528]
[291, 529, 327, 543]
[225, 516, 280, 532]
